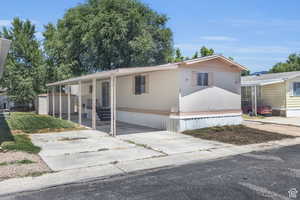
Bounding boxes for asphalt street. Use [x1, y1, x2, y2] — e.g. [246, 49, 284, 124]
[2, 144, 300, 200]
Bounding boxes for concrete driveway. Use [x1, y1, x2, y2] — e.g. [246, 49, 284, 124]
[31, 130, 163, 171]
[244, 121, 300, 137]
[31, 128, 229, 171]
[117, 131, 232, 155]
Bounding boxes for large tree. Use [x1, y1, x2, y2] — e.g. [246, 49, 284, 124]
[0, 18, 45, 105]
[270, 53, 300, 73]
[44, 0, 173, 81]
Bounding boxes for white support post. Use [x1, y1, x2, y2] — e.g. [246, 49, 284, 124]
[47, 88, 50, 115]
[113, 76, 117, 136]
[78, 81, 82, 125]
[252, 85, 257, 116]
[110, 75, 116, 136]
[254, 86, 257, 116]
[67, 85, 71, 121]
[59, 85, 62, 119]
[52, 87, 55, 117]
[92, 79, 97, 129]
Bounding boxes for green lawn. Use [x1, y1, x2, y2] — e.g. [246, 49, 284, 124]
[7, 112, 77, 133]
[0, 112, 80, 153]
[1, 134, 41, 153]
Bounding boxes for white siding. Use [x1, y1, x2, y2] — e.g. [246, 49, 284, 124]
[179, 59, 242, 112]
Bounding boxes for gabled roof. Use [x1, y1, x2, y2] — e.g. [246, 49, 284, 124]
[47, 55, 247, 86]
[242, 71, 300, 86]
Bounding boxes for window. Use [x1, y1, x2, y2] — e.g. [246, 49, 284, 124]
[89, 85, 93, 94]
[135, 75, 146, 95]
[197, 73, 208, 86]
[293, 82, 300, 96]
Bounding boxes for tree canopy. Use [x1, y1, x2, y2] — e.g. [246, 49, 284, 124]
[171, 46, 215, 62]
[270, 53, 300, 73]
[190, 46, 215, 60]
[0, 18, 45, 105]
[43, 0, 173, 80]
[200, 46, 214, 57]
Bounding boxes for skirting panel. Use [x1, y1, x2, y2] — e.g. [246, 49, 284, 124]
[117, 111, 169, 129]
[117, 111, 243, 132]
[174, 114, 243, 132]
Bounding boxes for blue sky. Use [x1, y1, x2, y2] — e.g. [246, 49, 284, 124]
[1, 0, 300, 72]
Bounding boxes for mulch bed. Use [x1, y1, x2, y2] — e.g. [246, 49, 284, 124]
[183, 125, 295, 145]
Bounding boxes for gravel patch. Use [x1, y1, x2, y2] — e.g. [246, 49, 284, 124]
[0, 152, 51, 181]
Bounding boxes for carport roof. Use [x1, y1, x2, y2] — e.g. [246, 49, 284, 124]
[242, 71, 300, 86]
[46, 55, 247, 86]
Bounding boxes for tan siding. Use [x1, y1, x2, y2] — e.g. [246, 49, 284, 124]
[261, 83, 285, 109]
[286, 77, 300, 108]
[116, 69, 180, 111]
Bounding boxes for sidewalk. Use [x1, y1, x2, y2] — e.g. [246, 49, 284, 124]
[1, 136, 300, 196]
[245, 116, 300, 128]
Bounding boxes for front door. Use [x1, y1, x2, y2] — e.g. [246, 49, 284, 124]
[102, 82, 110, 108]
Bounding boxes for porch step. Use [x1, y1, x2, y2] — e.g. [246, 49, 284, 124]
[96, 108, 111, 121]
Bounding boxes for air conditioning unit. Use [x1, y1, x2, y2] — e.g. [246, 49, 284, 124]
[0, 38, 11, 78]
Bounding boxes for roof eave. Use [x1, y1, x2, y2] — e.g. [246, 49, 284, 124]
[46, 64, 179, 87]
[181, 55, 248, 71]
[242, 79, 285, 86]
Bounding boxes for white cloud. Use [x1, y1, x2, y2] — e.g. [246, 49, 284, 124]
[175, 43, 294, 54]
[230, 46, 291, 54]
[0, 20, 11, 27]
[200, 36, 237, 42]
[210, 18, 300, 30]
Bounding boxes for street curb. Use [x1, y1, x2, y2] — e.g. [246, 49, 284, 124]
[1, 137, 300, 196]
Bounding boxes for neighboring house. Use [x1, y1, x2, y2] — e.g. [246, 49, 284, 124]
[0, 88, 13, 110]
[242, 71, 300, 117]
[46, 55, 247, 134]
[37, 93, 76, 115]
[0, 38, 11, 78]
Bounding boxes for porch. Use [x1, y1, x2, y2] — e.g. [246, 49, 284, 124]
[47, 78, 158, 136]
[46, 66, 177, 136]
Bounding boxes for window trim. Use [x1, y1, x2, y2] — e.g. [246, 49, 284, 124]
[134, 74, 147, 95]
[196, 72, 209, 87]
[293, 82, 300, 97]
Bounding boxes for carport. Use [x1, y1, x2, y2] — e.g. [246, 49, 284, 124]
[46, 65, 176, 136]
[241, 78, 284, 116]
